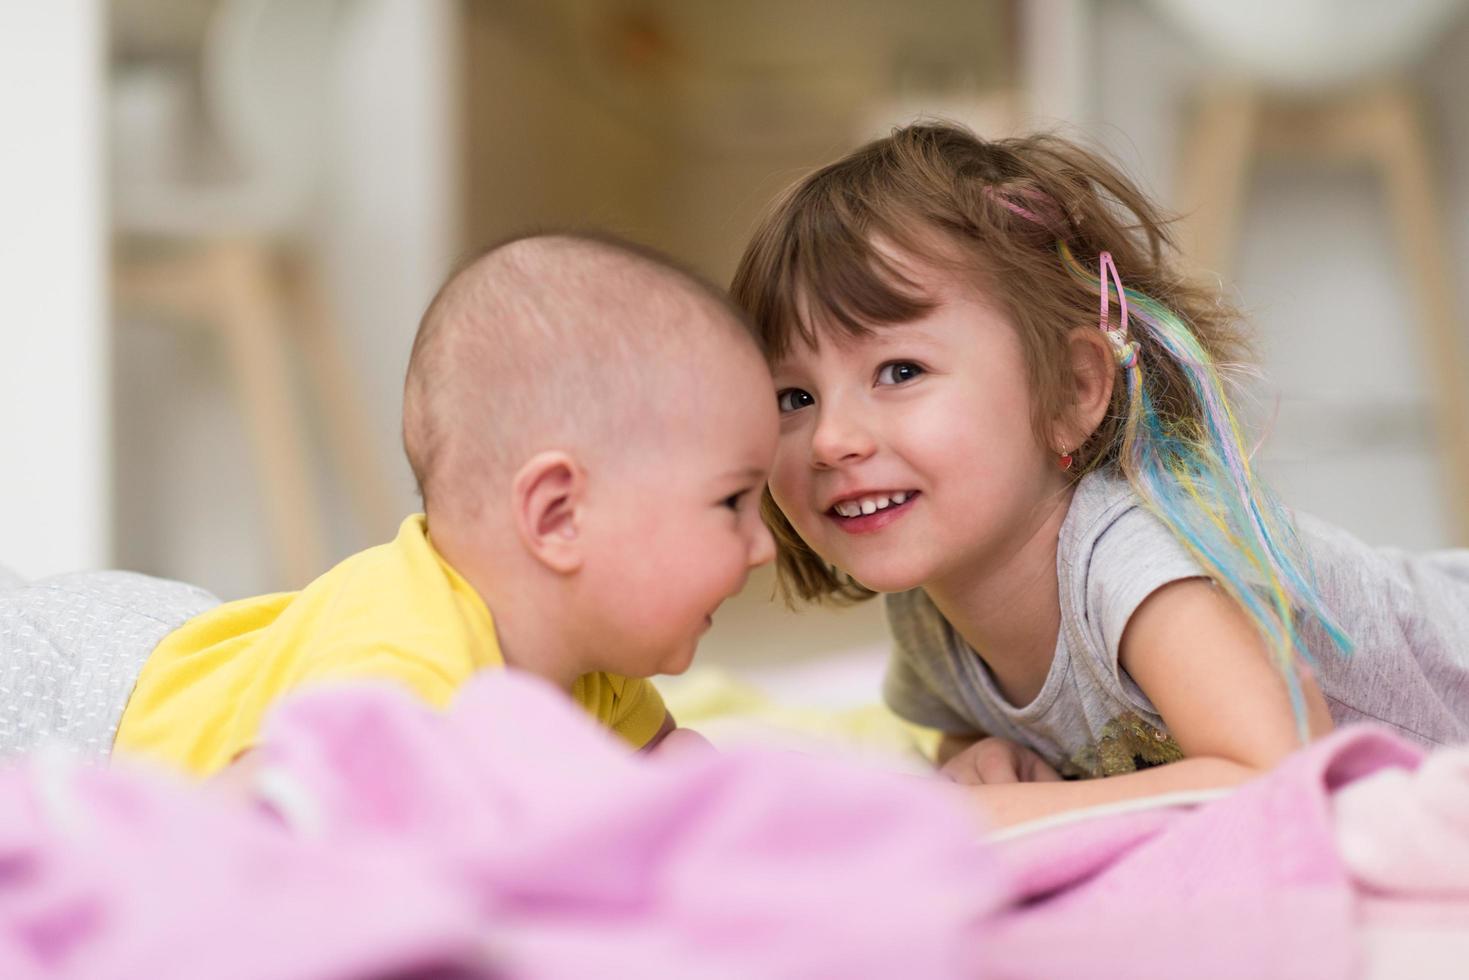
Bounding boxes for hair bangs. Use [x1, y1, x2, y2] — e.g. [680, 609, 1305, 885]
[734, 169, 939, 363]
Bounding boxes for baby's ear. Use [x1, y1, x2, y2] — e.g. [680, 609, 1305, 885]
[511, 451, 586, 574]
[1059, 325, 1116, 445]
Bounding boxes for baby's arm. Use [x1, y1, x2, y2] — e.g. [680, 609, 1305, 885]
[966, 578, 1334, 828]
[643, 711, 715, 757]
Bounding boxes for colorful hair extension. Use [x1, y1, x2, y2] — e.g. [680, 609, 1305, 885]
[1058, 242, 1353, 740]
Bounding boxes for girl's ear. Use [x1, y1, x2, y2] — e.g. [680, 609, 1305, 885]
[511, 451, 586, 574]
[1057, 326, 1116, 450]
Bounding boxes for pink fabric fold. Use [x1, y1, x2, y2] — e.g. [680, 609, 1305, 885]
[1334, 741, 1469, 898]
[253, 674, 1007, 979]
[984, 728, 1423, 980]
[0, 751, 486, 978]
[0, 669, 1457, 979]
[0, 673, 1005, 978]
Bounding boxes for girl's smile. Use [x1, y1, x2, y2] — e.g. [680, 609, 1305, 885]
[825, 489, 921, 534]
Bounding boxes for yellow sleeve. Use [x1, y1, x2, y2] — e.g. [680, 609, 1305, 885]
[574, 673, 668, 748]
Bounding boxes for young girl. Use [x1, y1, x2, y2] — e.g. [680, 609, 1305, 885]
[730, 123, 1469, 826]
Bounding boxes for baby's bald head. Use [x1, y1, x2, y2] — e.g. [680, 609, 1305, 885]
[403, 232, 755, 520]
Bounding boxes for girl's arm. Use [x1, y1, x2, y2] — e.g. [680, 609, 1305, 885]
[967, 577, 1334, 828]
[1121, 577, 1334, 762]
[966, 756, 1255, 827]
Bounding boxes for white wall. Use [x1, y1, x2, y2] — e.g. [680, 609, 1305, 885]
[0, 3, 109, 579]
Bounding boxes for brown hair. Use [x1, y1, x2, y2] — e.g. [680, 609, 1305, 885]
[730, 123, 1248, 606]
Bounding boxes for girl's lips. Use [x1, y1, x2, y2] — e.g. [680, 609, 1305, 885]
[825, 491, 919, 534]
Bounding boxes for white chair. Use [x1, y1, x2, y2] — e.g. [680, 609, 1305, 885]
[1155, 0, 1469, 542]
[112, 0, 398, 587]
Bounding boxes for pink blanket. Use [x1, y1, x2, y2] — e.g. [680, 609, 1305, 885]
[988, 728, 1423, 980]
[0, 671, 1460, 978]
[0, 674, 1000, 978]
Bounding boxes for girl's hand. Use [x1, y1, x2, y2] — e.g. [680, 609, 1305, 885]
[940, 736, 1062, 785]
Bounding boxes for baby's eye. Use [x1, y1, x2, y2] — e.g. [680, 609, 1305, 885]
[722, 489, 755, 511]
[777, 388, 815, 413]
[876, 361, 924, 386]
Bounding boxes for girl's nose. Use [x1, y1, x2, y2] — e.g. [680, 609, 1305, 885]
[810, 407, 876, 469]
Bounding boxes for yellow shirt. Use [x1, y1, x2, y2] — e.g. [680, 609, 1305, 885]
[114, 515, 667, 775]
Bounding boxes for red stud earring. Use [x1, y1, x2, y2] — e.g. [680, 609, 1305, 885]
[1057, 448, 1074, 471]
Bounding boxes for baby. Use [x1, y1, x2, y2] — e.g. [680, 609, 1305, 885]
[2, 232, 777, 775]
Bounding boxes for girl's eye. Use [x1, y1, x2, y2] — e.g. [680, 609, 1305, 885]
[877, 362, 924, 386]
[777, 388, 815, 413]
[722, 489, 753, 511]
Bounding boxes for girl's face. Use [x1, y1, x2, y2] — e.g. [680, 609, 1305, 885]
[768, 265, 1068, 594]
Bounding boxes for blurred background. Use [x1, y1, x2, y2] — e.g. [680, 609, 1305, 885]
[4, 0, 1469, 673]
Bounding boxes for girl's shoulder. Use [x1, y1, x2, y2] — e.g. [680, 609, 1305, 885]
[1059, 468, 1158, 570]
[1060, 470, 1206, 647]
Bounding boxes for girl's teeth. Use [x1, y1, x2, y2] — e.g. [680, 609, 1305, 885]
[834, 492, 914, 518]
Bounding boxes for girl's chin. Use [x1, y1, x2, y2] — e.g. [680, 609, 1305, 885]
[805, 533, 938, 594]
[842, 564, 930, 596]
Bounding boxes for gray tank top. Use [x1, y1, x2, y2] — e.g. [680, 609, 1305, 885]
[884, 470, 1469, 777]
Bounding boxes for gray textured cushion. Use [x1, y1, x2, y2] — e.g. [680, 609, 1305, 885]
[0, 571, 218, 757]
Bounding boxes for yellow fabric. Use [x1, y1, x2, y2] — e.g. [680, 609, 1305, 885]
[114, 515, 666, 775]
[661, 667, 942, 763]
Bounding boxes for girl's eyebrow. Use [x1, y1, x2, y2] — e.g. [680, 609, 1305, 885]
[771, 324, 947, 375]
[769, 354, 811, 376]
[839, 322, 949, 351]
[867, 324, 944, 345]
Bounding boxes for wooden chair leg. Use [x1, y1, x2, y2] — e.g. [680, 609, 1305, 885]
[283, 253, 403, 541]
[1176, 83, 1260, 279]
[208, 241, 326, 586]
[1368, 83, 1469, 543]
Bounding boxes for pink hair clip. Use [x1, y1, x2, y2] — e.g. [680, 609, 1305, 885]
[1098, 251, 1139, 369]
[983, 186, 1066, 235]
